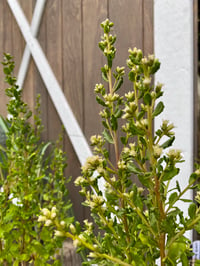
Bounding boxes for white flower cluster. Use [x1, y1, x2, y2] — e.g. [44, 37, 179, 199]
[38, 206, 57, 226]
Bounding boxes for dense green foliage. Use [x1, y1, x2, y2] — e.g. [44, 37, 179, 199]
[0, 54, 73, 266]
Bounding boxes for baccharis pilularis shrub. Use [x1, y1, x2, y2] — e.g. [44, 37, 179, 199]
[39, 19, 200, 266]
[0, 54, 73, 266]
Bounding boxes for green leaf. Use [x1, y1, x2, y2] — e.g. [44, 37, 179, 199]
[143, 93, 152, 105]
[168, 192, 178, 207]
[167, 241, 187, 262]
[129, 123, 145, 136]
[102, 120, 109, 129]
[152, 101, 164, 117]
[195, 260, 200, 266]
[111, 115, 118, 131]
[180, 253, 188, 266]
[137, 110, 145, 120]
[0, 116, 9, 134]
[149, 59, 160, 74]
[96, 96, 106, 106]
[120, 136, 127, 145]
[161, 136, 175, 149]
[114, 108, 123, 118]
[176, 180, 181, 192]
[128, 71, 135, 82]
[127, 162, 141, 174]
[40, 142, 51, 157]
[189, 173, 198, 185]
[102, 71, 108, 82]
[162, 167, 179, 181]
[102, 129, 114, 144]
[107, 55, 113, 68]
[13, 261, 19, 266]
[180, 198, 193, 203]
[114, 77, 123, 92]
[188, 203, 197, 219]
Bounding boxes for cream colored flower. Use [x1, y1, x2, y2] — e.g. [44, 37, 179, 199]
[38, 215, 46, 222]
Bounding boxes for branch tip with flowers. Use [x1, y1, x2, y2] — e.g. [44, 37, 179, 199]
[39, 19, 200, 266]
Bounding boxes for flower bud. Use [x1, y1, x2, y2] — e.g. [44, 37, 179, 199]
[55, 230, 65, 237]
[69, 224, 76, 234]
[153, 145, 163, 158]
[45, 219, 52, 226]
[41, 208, 50, 217]
[60, 221, 66, 227]
[38, 215, 46, 222]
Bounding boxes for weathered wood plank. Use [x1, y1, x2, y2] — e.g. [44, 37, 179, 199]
[0, 0, 6, 116]
[34, 0, 48, 141]
[82, 0, 108, 221]
[46, 0, 63, 142]
[108, 0, 143, 163]
[143, 0, 154, 56]
[1, 0, 13, 116]
[62, 0, 84, 223]
[83, 0, 108, 140]
[19, 0, 35, 114]
[62, 0, 83, 127]
[109, 0, 143, 70]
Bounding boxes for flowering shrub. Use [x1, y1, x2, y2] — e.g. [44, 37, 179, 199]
[39, 19, 200, 266]
[0, 54, 73, 266]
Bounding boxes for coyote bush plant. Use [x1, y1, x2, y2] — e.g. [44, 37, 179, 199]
[0, 54, 73, 266]
[40, 19, 200, 265]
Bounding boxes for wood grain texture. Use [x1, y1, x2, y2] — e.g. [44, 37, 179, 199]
[143, 0, 154, 56]
[62, 0, 83, 126]
[46, 0, 63, 142]
[20, 0, 35, 114]
[82, 0, 108, 140]
[0, 0, 13, 116]
[34, 0, 48, 141]
[108, 0, 143, 162]
[0, 0, 6, 116]
[62, 0, 84, 223]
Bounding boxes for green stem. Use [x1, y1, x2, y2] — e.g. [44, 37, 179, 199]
[147, 102, 166, 264]
[166, 179, 197, 214]
[66, 231, 132, 266]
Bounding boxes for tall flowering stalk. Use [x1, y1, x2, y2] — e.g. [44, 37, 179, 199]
[40, 19, 200, 265]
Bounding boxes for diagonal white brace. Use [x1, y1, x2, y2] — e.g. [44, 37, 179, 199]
[7, 0, 105, 194]
[17, 0, 46, 89]
[7, 0, 93, 166]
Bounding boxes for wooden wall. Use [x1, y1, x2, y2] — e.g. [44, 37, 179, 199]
[0, 0, 153, 222]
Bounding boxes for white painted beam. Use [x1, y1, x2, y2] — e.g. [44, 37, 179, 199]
[17, 0, 46, 89]
[154, 0, 194, 240]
